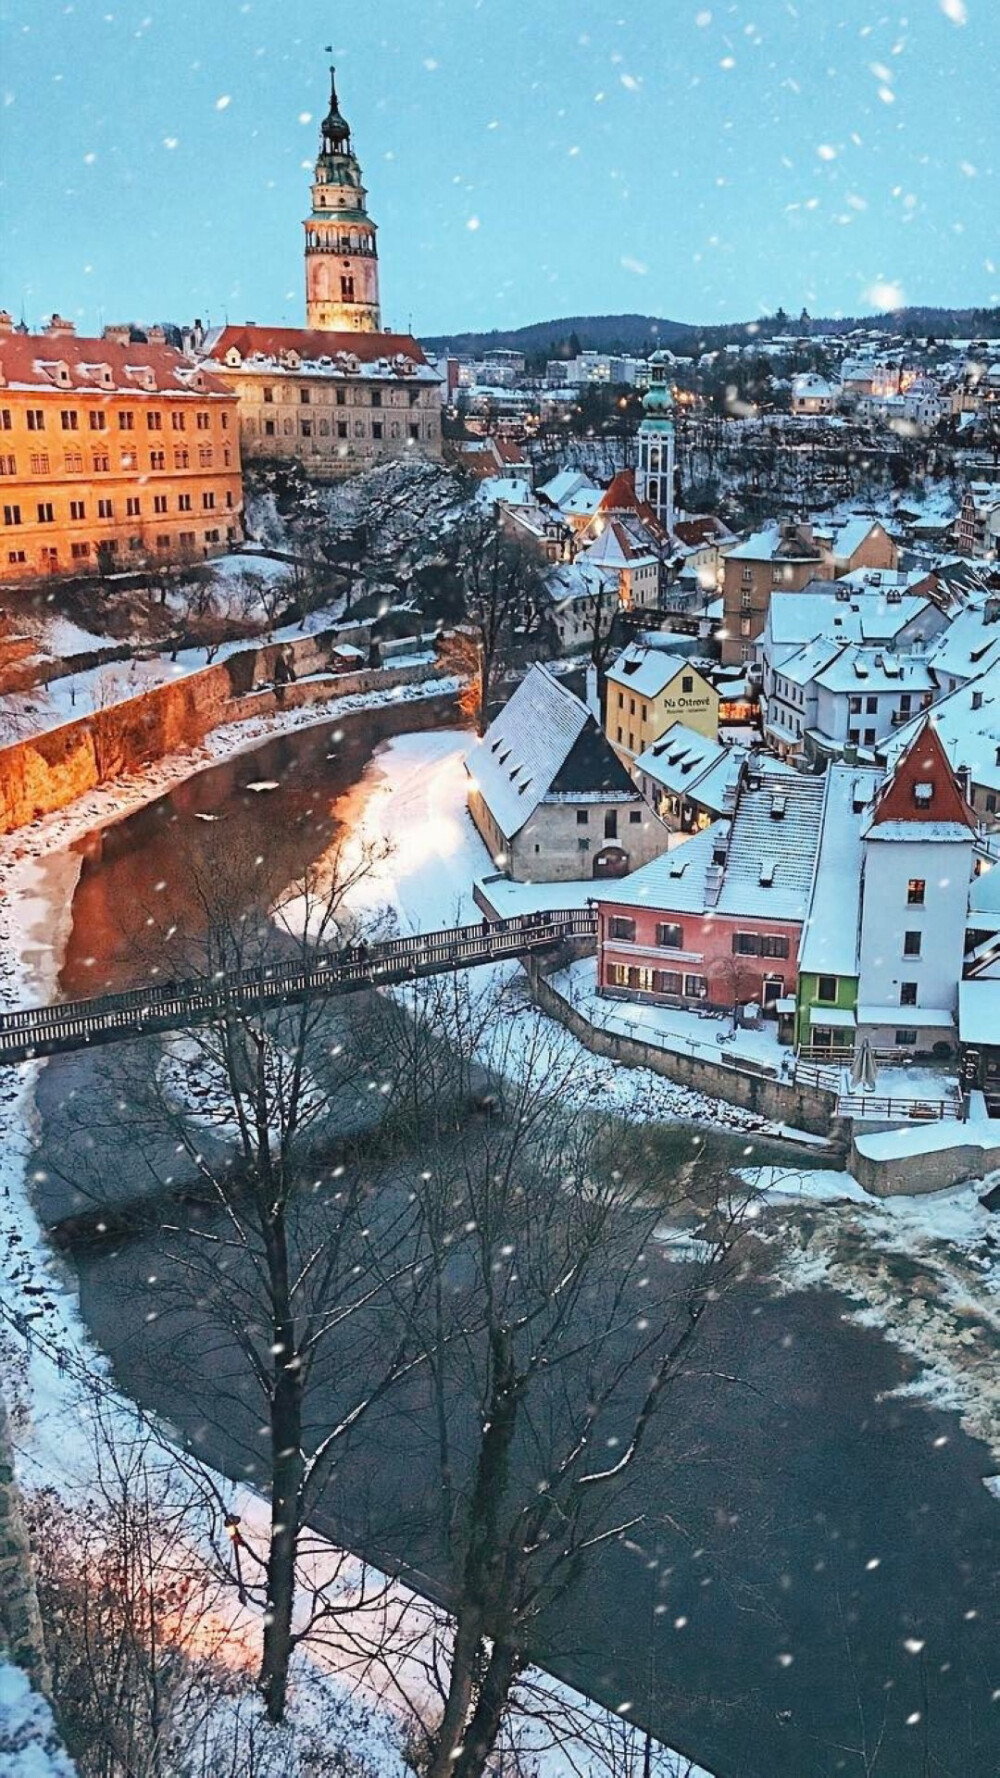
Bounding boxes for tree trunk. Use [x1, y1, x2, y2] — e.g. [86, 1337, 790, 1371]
[257, 1211, 304, 1724]
[426, 1605, 486, 1778]
[452, 1638, 523, 1778]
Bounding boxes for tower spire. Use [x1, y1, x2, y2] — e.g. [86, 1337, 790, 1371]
[303, 60, 381, 332]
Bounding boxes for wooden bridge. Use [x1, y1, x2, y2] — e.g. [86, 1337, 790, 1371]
[0, 910, 597, 1066]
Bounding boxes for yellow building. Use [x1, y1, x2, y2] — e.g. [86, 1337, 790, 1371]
[0, 315, 242, 582]
[605, 645, 719, 769]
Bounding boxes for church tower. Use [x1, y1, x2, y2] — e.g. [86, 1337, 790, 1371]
[635, 350, 676, 533]
[304, 67, 382, 333]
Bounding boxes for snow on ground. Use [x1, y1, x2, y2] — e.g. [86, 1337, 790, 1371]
[0, 1660, 76, 1777]
[549, 956, 789, 1073]
[742, 1163, 1000, 1462]
[0, 723, 707, 1778]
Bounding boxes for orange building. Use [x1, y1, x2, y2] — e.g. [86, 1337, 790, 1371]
[0, 314, 243, 582]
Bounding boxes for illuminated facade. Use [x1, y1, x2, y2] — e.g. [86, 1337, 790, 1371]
[304, 68, 382, 333]
[0, 316, 242, 582]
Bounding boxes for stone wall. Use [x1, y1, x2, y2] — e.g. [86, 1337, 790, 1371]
[0, 632, 451, 836]
[850, 1131, 1000, 1197]
[0, 1391, 49, 1692]
[532, 965, 844, 1142]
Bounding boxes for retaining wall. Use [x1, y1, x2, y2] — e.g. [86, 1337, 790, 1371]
[850, 1131, 1000, 1197]
[532, 966, 844, 1142]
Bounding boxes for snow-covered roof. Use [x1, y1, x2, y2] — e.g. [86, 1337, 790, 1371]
[635, 721, 743, 804]
[476, 475, 534, 508]
[606, 645, 707, 700]
[727, 522, 823, 564]
[885, 669, 1000, 791]
[560, 486, 604, 519]
[601, 764, 825, 922]
[537, 469, 597, 509]
[927, 606, 1000, 683]
[580, 520, 657, 569]
[813, 647, 935, 696]
[799, 765, 881, 975]
[765, 590, 932, 648]
[466, 663, 635, 840]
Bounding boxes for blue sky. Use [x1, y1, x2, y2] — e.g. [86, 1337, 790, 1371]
[1, 0, 997, 336]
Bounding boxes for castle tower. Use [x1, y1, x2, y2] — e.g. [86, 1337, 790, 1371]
[304, 67, 382, 333]
[635, 350, 676, 533]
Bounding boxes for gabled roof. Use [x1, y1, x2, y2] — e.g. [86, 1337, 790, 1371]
[202, 325, 436, 377]
[466, 664, 633, 840]
[581, 519, 656, 569]
[832, 516, 889, 561]
[635, 721, 745, 810]
[0, 332, 233, 397]
[799, 765, 881, 975]
[865, 719, 977, 837]
[606, 644, 713, 701]
[596, 469, 670, 543]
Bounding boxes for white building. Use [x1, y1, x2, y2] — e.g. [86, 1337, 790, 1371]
[635, 352, 676, 534]
[856, 723, 977, 1055]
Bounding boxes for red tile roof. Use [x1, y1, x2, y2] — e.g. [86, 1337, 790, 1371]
[597, 469, 668, 542]
[208, 324, 430, 368]
[0, 332, 233, 397]
[870, 720, 977, 830]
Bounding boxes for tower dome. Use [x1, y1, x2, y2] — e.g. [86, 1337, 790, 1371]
[642, 383, 674, 415]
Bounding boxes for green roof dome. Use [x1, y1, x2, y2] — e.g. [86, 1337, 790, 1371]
[642, 383, 674, 414]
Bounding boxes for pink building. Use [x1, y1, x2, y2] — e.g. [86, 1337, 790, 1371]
[595, 762, 827, 1015]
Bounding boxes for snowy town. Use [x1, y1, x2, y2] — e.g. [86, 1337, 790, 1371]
[0, 10, 999, 1778]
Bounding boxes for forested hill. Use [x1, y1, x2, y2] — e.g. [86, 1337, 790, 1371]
[422, 306, 1000, 358]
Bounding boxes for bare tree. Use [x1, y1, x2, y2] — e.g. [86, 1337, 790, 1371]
[445, 507, 549, 732]
[366, 973, 753, 1778]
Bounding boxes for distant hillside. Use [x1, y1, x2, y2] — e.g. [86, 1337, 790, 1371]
[422, 306, 1000, 358]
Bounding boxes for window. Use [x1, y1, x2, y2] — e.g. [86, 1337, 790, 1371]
[371, 390, 382, 408]
[196, 411, 210, 429]
[816, 975, 837, 1003]
[741, 565, 753, 584]
[204, 528, 220, 543]
[69, 499, 85, 520]
[146, 411, 162, 430]
[577, 837, 590, 853]
[865, 696, 877, 715]
[60, 409, 79, 431]
[335, 388, 346, 406]
[913, 782, 933, 809]
[92, 451, 110, 472]
[576, 810, 588, 825]
[337, 421, 348, 439]
[864, 727, 876, 745]
[849, 696, 862, 715]
[223, 448, 232, 467]
[155, 535, 170, 550]
[733, 932, 761, 955]
[29, 452, 49, 474]
[895, 1029, 918, 1047]
[410, 423, 420, 441]
[64, 449, 83, 472]
[341, 275, 355, 300]
[202, 491, 215, 510]
[117, 410, 134, 431]
[300, 419, 313, 438]
[988, 793, 998, 815]
[761, 934, 789, 958]
[907, 878, 925, 905]
[740, 587, 752, 611]
[177, 493, 192, 512]
[609, 916, 636, 941]
[220, 413, 229, 430]
[120, 450, 137, 470]
[656, 922, 683, 948]
[372, 422, 383, 439]
[198, 445, 213, 466]
[629, 809, 642, 824]
[171, 412, 186, 431]
[70, 541, 90, 559]
[848, 729, 860, 746]
[0, 455, 15, 476]
[89, 411, 106, 430]
[739, 616, 752, 637]
[263, 387, 274, 404]
[126, 496, 141, 517]
[26, 410, 44, 431]
[684, 973, 708, 998]
[3, 504, 21, 526]
[264, 419, 277, 437]
[900, 982, 918, 1006]
[0, 410, 10, 430]
[681, 675, 694, 694]
[36, 501, 54, 523]
[604, 810, 618, 840]
[153, 494, 167, 514]
[6, 549, 25, 564]
[97, 498, 113, 518]
[299, 388, 311, 405]
[174, 447, 190, 469]
[150, 449, 166, 470]
[654, 970, 683, 995]
[902, 930, 922, 957]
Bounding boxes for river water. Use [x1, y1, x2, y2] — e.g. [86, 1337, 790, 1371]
[22, 707, 1000, 1778]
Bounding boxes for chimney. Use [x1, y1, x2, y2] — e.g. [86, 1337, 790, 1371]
[704, 863, 724, 906]
[45, 313, 76, 336]
[146, 324, 165, 345]
[102, 323, 132, 346]
[0, 311, 13, 335]
[956, 764, 972, 801]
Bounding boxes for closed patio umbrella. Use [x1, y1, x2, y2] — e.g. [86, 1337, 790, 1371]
[849, 1035, 878, 1094]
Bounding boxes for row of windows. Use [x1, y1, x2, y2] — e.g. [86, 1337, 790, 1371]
[256, 415, 426, 443]
[3, 489, 234, 525]
[1, 407, 228, 434]
[7, 526, 237, 568]
[607, 915, 791, 959]
[0, 445, 232, 476]
[607, 963, 708, 997]
[259, 384, 425, 409]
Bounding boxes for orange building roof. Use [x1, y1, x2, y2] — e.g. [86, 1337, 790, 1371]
[0, 332, 234, 397]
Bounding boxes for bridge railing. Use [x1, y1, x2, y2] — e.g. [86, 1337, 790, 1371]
[0, 909, 597, 1058]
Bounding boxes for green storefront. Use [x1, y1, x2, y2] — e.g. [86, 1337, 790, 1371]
[795, 971, 858, 1056]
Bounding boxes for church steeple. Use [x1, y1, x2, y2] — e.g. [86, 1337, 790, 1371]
[304, 62, 382, 333]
